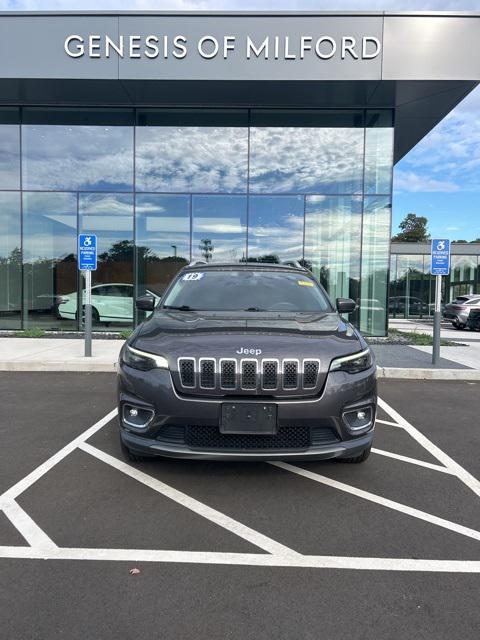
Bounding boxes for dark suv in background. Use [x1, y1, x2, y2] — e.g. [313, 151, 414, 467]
[117, 262, 377, 464]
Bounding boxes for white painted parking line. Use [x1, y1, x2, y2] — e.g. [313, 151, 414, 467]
[80, 441, 299, 557]
[0, 408, 118, 505]
[375, 419, 403, 428]
[270, 461, 480, 542]
[378, 397, 480, 498]
[2, 500, 57, 550]
[371, 448, 454, 474]
[0, 545, 479, 573]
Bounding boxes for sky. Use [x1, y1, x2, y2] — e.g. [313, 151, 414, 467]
[1, 0, 479, 240]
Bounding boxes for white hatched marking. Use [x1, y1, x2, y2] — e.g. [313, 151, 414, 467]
[372, 448, 453, 474]
[375, 418, 403, 428]
[270, 461, 480, 542]
[378, 397, 480, 498]
[79, 441, 299, 557]
[2, 500, 57, 550]
[0, 409, 118, 506]
[0, 546, 479, 573]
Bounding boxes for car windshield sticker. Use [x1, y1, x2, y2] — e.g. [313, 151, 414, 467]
[298, 280, 314, 287]
[182, 272, 204, 281]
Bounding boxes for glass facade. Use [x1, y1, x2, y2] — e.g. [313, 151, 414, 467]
[0, 107, 393, 335]
[389, 251, 480, 318]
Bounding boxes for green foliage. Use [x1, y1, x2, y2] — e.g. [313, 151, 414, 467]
[15, 327, 45, 338]
[119, 329, 133, 340]
[392, 213, 430, 243]
[389, 328, 454, 346]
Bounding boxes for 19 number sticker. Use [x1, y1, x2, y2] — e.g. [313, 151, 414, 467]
[182, 272, 204, 281]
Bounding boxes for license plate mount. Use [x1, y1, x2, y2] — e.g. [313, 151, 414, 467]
[220, 403, 277, 435]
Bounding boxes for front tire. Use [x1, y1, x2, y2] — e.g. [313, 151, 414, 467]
[339, 445, 371, 464]
[452, 318, 466, 330]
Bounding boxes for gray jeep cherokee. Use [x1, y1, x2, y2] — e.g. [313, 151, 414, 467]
[117, 262, 376, 463]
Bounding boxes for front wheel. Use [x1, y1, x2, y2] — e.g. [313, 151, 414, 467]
[339, 445, 371, 464]
[452, 319, 466, 330]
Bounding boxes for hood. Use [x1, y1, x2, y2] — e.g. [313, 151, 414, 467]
[132, 309, 364, 362]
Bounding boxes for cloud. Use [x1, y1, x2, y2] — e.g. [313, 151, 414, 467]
[394, 169, 460, 193]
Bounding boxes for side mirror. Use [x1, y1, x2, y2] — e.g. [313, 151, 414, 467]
[336, 298, 357, 314]
[136, 295, 155, 312]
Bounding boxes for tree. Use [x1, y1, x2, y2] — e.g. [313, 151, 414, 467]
[199, 239, 214, 262]
[391, 213, 430, 243]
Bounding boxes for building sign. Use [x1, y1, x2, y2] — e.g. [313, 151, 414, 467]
[64, 34, 381, 61]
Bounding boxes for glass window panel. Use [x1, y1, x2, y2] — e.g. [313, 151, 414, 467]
[450, 255, 477, 285]
[359, 196, 392, 335]
[304, 196, 362, 323]
[249, 127, 364, 194]
[136, 109, 248, 127]
[248, 196, 304, 263]
[0, 192, 21, 328]
[0, 107, 20, 188]
[22, 120, 133, 191]
[364, 126, 394, 194]
[389, 255, 427, 318]
[136, 194, 191, 301]
[136, 125, 248, 193]
[23, 192, 77, 330]
[250, 110, 364, 128]
[192, 195, 247, 263]
[79, 193, 134, 329]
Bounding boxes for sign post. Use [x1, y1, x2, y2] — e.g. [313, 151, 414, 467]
[430, 239, 450, 366]
[78, 234, 97, 358]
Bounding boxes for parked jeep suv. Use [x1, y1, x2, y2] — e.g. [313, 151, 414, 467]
[117, 262, 376, 463]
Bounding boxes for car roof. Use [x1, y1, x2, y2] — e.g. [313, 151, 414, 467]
[180, 261, 308, 273]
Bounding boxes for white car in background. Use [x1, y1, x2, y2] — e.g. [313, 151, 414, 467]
[58, 283, 159, 324]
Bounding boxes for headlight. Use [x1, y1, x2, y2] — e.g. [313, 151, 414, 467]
[330, 348, 373, 374]
[122, 345, 168, 371]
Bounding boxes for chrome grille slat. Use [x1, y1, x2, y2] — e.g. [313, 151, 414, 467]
[303, 359, 320, 388]
[178, 357, 195, 388]
[241, 359, 258, 390]
[282, 359, 299, 390]
[262, 359, 279, 390]
[176, 357, 320, 394]
[199, 358, 216, 389]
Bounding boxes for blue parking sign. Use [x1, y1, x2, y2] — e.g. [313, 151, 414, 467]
[78, 234, 97, 271]
[431, 238, 450, 276]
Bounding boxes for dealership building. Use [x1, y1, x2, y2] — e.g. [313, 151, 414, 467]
[0, 11, 479, 335]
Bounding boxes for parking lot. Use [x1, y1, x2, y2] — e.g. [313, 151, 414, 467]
[0, 373, 479, 640]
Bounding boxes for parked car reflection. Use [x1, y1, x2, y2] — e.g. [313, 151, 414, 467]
[58, 283, 160, 324]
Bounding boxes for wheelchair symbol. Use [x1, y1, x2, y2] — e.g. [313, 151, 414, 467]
[83, 236, 92, 247]
[436, 240, 445, 251]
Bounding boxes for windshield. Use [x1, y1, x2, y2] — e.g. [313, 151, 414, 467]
[162, 270, 333, 313]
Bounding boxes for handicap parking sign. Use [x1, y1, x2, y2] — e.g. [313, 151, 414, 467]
[430, 238, 450, 276]
[78, 234, 97, 271]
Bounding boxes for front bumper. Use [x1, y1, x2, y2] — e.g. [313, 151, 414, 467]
[117, 363, 377, 461]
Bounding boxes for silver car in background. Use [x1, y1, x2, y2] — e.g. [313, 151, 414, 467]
[443, 295, 480, 329]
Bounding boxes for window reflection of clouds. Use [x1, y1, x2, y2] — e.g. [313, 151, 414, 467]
[0, 192, 21, 325]
[23, 125, 133, 191]
[136, 127, 248, 193]
[23, 192, 77, 262]
[0, 125, 20, 189]
[250, 128, 364, 194]
[192, 196, 247, 263]
[305, 195, 362, 302]
[364, 127, 394, 194]
[136, 194, 190, 258]
[248, 196, 304, 261]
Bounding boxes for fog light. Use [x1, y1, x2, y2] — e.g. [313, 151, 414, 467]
[123, 404, 154, 429]
[343, 406, 373, 432]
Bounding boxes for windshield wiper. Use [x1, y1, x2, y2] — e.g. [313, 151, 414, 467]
[163, 304, 196, 311]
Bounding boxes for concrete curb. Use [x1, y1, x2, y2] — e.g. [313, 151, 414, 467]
[0, 361, 479, 380]
[0, 361, 117, 372]
[376, 367, 480, 380]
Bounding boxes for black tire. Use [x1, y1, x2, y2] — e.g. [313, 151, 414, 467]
[452, 320, 466, 330]
[339, 445, 371, 464]
[77, 305, 100, 324]
[119, 435, 148, 463]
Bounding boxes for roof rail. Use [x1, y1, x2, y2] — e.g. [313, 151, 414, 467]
[187, 260, 208, 267]
[281, 260, 306, 270]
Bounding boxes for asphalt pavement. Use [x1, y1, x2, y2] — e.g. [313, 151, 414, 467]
[0, 373, 479, 640]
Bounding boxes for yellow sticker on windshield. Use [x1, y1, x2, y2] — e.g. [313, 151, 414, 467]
[298, 280, 314, 287]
